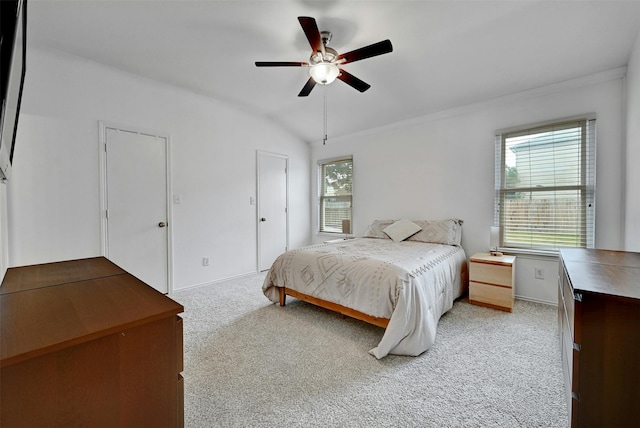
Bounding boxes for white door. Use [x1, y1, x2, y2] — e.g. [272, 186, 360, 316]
[257, 151, 288, 271]
[103, 126, 170, 293]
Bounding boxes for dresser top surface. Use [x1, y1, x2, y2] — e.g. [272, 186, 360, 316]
[560, 248, 640, 268]
[1, 257, 183, 367]
[0, 257, 126, 295]
[560, 249, 640, 300]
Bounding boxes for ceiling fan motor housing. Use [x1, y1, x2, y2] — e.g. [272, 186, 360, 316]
[310, 31, 337, 64]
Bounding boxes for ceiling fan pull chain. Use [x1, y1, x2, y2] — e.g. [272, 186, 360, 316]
[323, 86, 328, 145]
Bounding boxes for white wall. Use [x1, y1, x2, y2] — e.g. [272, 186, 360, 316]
[4, 47, 310, 291]
[311, 70, 627, 304]
[625, 30, 640, 251]
[1, 45, 635, 297]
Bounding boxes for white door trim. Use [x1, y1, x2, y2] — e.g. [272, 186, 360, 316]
[98, 121, 174, 292]
[256, 150, 289, 272]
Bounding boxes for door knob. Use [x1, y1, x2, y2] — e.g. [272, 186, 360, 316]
[261, 218, 266, 222]
[158, 222, 167, 228]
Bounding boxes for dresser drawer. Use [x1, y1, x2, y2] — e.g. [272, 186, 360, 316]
[562, 319, 574, 383]
[561, 340, 573, 417]
[470, 262, 513, 287]
[177, 374, 184, 428]
[562, 269, 575, 339]
[176, 315, 184, 373]
[469, 281, 514, 310]
[176, 316, 184, 428]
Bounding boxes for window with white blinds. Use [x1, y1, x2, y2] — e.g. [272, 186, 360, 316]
[494, 117, 596, 251]
[319, 157, 352, 233]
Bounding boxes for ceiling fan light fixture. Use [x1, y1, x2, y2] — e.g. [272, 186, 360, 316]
[309, 62, 340, 85]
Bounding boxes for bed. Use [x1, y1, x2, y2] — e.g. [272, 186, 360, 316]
[262, 219, 468, 359]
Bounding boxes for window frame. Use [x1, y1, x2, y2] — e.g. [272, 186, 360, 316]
[318, 156, 353, 235]
[494, 115, 596, 253]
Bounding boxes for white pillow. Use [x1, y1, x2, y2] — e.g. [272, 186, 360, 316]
[383, 219, 422, 242]
[407, 218, 464, 246]
[363, 220, 396, 239]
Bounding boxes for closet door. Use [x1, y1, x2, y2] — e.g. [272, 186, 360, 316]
[257, 151, 288, 272]
[103, 126, 170, 293]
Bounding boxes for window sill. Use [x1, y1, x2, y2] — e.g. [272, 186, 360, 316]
[497, 247, 559, 259]
[316, 232, 347, 237]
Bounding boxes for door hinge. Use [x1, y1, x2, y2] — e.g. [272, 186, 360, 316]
[574, 292, 583, 302]
[573, 342, 581, 352]
[105, 209, 109, 219]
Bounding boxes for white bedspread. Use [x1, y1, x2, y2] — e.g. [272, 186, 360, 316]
[262, 238, 467, 358]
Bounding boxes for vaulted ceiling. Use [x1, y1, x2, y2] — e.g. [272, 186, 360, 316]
[28, 0, 640, 143]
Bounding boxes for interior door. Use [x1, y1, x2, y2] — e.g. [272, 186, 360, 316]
[104, 126, 170, 293]
[257, 151, 288, 272]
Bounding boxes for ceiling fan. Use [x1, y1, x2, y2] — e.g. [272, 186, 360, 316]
[255, 16, 393, 97]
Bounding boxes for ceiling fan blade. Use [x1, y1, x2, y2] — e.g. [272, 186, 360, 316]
[336, 39, 393, 64]
[255, 61, 308, 67]
[298, 16, 323, 53]
[337, 69, 371, 93]
[298, 77, 317, 97]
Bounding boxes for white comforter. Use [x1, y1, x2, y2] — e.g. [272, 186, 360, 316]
[262, 238, 467, 358]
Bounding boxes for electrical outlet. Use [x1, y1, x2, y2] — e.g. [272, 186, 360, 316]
[534, 267, 544, 280]
[202, 257, 210, 266]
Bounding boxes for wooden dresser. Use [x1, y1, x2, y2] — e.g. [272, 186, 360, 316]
[558, 248, 640, 428]
[0, 257, 184, 428]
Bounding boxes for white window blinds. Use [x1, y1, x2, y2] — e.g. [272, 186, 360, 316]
[319, 157, 353, 233]
[495, 117, 596, 251]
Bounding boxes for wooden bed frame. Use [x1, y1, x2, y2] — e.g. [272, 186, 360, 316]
[276, 259, 469, 330]
[278, 286, 390, 328]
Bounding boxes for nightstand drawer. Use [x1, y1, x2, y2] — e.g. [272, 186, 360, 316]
[469, 281, 514, 311]
[470, 262, 513, 287]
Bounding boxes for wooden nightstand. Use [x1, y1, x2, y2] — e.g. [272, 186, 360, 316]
[469, 252, 516, 312]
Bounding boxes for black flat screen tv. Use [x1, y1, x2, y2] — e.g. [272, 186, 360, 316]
[0, 0, 27, 182]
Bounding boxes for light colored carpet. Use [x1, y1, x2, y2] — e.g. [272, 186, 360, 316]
[172, 273, 568, 427]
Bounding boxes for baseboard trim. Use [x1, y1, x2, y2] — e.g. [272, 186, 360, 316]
[171, 270, 262, 294]
[515, 295, 557, 307]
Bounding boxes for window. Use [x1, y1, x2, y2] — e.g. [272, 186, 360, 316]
[495, 117, 596, 252]
[319, 157, 352, 233]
